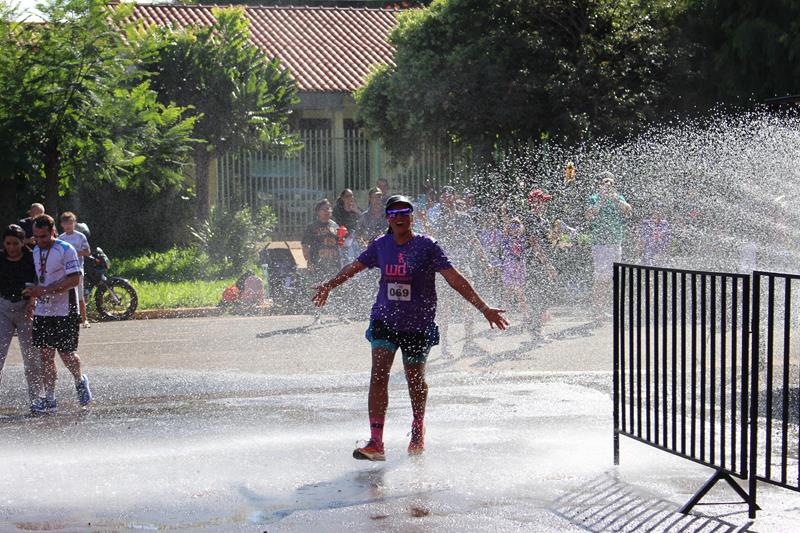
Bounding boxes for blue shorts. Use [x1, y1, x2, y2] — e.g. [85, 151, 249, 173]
[365, 319, 439, 365]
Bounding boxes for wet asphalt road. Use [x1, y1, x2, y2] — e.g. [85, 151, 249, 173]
[0, 313, 798, 531]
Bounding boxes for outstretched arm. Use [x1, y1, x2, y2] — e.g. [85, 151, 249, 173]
[439, 267, 508, 330]
[312, 260, 368, 307]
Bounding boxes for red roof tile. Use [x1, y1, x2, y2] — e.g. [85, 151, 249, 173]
[122, 3, 400, 93]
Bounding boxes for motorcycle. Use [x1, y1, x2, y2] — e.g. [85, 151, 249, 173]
[84, 247, 139, 321]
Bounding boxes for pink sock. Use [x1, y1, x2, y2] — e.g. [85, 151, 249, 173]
[370, 417, 385, 443]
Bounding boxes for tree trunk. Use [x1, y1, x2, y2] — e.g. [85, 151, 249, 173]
[194, 145, 211, 220]
[44, 143, 60, 217]
[0, 175, 20, 224]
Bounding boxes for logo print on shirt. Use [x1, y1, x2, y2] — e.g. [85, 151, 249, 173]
[385, 252, 407, 277]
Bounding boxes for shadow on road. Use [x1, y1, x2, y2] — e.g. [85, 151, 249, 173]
[255, 316, 345, 339]
[551, 471, 754, 532]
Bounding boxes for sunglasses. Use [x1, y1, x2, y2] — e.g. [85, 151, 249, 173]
[386, 207, 413, 219]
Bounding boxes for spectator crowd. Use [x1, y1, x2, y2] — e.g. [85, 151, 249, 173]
[301, 173, 656, 356]
[0, 169, 712, 411]
[1, 203, 93, 414]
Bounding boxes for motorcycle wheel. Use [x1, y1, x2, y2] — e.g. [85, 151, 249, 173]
[95, 278, 138, 321]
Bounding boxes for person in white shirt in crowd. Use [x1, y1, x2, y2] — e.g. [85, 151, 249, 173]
[25, 215, 92, 412]
[58, 212, 91, 328]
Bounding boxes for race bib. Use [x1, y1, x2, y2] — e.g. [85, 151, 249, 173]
[387, 282, 411, 301]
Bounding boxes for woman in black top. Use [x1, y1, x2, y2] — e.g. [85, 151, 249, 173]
[332, 189, 361, 263]
[0, 224, 42, 412]
[332, 189, 361, 234]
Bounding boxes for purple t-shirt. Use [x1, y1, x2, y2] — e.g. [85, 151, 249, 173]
[357, 234, 453, 331]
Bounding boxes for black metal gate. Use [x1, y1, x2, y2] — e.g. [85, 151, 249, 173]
[613, 263, 758, 517]
[751, 271, 800, 496]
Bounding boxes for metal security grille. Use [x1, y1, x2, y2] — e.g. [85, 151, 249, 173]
[751, 271, 800, 495]
[216, 130, 459, 238]
[613, 263, 758, 518]
[217, 129, 335, 238]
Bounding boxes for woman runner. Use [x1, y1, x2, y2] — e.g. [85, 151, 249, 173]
[312, 195, 508, 461]
[0, 224, 41, 412]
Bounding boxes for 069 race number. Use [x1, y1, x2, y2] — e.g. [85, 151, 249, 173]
[387, 282, 411, 301]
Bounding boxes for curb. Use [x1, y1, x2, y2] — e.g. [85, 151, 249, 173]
[132, 301, 274, 320]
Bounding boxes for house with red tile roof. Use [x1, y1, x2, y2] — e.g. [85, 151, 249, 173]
[123, 3, 452, 236]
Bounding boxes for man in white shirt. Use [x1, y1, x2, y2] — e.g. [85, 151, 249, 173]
[26, 215, 92, 412]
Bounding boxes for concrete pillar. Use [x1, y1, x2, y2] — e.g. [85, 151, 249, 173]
[333, 110, 345, 193]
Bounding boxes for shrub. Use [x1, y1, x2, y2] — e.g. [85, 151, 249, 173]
[189, 205, 277, 277]
[114, 246, 225, 282]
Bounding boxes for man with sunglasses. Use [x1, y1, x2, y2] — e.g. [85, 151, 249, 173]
[586, 172, 632, 320]
[312, 195, 508, 461]
[24, 215, 92, 412]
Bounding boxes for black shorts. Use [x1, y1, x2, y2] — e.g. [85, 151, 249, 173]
[365, 319, 439, 364]
[32, 314, 80, 352]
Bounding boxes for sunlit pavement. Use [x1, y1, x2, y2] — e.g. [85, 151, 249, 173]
[1, 313, 798, 532]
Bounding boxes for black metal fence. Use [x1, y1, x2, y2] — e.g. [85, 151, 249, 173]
[751, 271, 800, 495]
[613, 263, 758, 517]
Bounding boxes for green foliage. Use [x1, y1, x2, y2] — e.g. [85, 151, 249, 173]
[189, 205, 277, 276]
[674, 0, 800, 106]
[140, 7, 301, 217]
[0, 0, 196, 211]
[100, 278, 235, 310]
[356, 0, 684, 158]
[113, 246, 225, 282]
[87, 82, 198, 193]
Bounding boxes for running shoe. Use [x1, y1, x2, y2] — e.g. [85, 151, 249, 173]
[30, 398, 47, 415]
[408, 424, 425, 456]
[353, 438, 385, 461]
[44, 398, 57, 413]
[76, 374, 92, 406]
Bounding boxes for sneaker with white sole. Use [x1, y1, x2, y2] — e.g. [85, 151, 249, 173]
[30, 398, 47, 415]
[353, 438, 385, 461]
[408, 423, 425, 456]
[44, 398, 57, 413]
[76, 374, 92, 406]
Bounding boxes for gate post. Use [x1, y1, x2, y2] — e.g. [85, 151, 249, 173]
[747, 274, 759, 519]
[613, 263, 620, 465]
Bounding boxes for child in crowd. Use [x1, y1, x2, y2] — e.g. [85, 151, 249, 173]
[639, 205, 671, 267]
[499, 217, 528, 316]
[58, 212, 91, 327]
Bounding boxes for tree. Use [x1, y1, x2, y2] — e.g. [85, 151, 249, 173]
[673, 0, 800, 107]
[355, 0, 684, 159]
[142, 7, 300, 219]
[0, 0, 197, 213]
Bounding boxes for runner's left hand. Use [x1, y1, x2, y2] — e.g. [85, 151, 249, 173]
[483, 307, 509, 330]
[312, 284, 330, 307]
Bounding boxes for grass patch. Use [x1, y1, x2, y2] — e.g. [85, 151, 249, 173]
[131, 279, 234, 309]
[106, 246, 264, 310]
[114, 246, 228, 282]
[87, 279, 235, 311]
